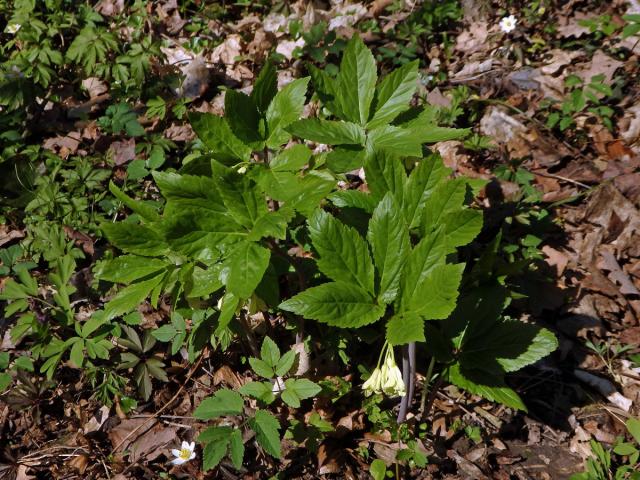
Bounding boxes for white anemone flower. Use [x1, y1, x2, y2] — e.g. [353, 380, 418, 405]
[171, 441, 196, 465]
[5, 23, 21, 34]
[499, 15, 517, 33]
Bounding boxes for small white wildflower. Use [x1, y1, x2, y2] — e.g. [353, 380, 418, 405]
[171, 441, 196, 465]
[272, 376, 286, 394]
[237, 165, 247, 174]
[499, 15, 517, 34]
[5, 23, 21, 34]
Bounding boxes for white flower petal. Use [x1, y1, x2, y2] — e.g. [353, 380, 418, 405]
[171, 457, 187, 465]
[181, 441, 190, 450]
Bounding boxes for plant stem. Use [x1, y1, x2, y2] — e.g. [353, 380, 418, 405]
[419, 356, 436, 419]
[397, 344, 410, 423]
[408, 342, 416, 401]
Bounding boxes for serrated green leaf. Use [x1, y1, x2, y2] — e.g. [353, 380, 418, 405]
[239, 381, 276, 403]
[443, 208, 483, 249]
[367, 193, 410, 303]
[151, 324, 177, 342]
[309, 209, 375, 294]
[386, 313, 425, 346]
[287, 118, 366, 145]
[367, 125, 423, 157]
[103, 273, 165, 320]
[203, 438, 229, 471]
[225, 89, 262, 146]
[249, 357, 275, 379]
[152, 171, 224, 213]
[364, 149, 406, 202]
[280, 282, 384, 328]
[95, 255, 169, 284]
[248, 211, 289, 241]
[407, 263, 464, 319]
[102, 223, 168, 257]
[422, 178, 468, 233]
[109, 181, 159, 223]
[403, 155, 450, 228]
[252, 61, 278, 114]
[266, 77, 310, 147]
[286, 378, 321, 400]
[229, 429, 245, 469]
[275, 350, 296, 377]
[280, 386, 300, 408]
[189, 112, 251, 163]
[249, 410, 281, 458]
[260, 336, 281, 367]
[224, 241, 271, 299]
[211, 161, 268, 228]
[162, 208, 245, 261]
[270, 144, 312, 172]
[194, 389, 244, 419]
[337, 35, 377, 125]
[368, 60, 418, 129]
[329, 190, 378, 213]
[447, 364, 527, 411]
[400, 228, 447, 310]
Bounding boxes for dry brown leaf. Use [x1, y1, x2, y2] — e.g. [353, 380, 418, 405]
[81, 77, 108, 99]
[0, 226, 24, 248]
[109, 138, 136, 166]
[542, 246, 570, 277]
[95, 0, 124, 16]
[574, 51, 623, 87]
[43, 132, 81, 159]
[556, 11, 592, 38]
[455, 22, 489, 54]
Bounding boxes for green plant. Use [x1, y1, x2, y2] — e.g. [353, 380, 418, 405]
[239, 336, 321, 407]
[116, 324, 169, 401]
[570, 418, 640, 480]
[194, 387, 282, 471]
[545, 74, 615, 131]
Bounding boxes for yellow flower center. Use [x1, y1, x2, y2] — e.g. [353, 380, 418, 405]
[179, 448, 191, 460]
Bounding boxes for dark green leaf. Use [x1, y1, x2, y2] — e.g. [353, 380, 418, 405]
[309, 209, 375, 294]
[287, 119, 365, 145]
[367, 193, 410, 303]
[387, 313, 425, 346]
[252, 61, 278, 113]
[280, 282, 384, 328]
[103, 273, 165, 320]
[337, 35, 377, 124]
[194, 389, 244, 419]
[229, 429, 244, 469]
[249, 410, 281, 458]
[225, 90, 262, 145]
[189, 112, 251, 163]
[368, 60, 418, 129]
[102, 223, 167, 257]
[266, 77, 310, 148]
[95, 255, 169, 284]
[224, 241, 271, 299]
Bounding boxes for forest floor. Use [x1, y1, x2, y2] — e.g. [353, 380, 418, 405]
[2, 0, 640, 479]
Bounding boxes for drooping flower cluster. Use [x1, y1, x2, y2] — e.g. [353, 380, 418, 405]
[362, 343, 406, 397]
